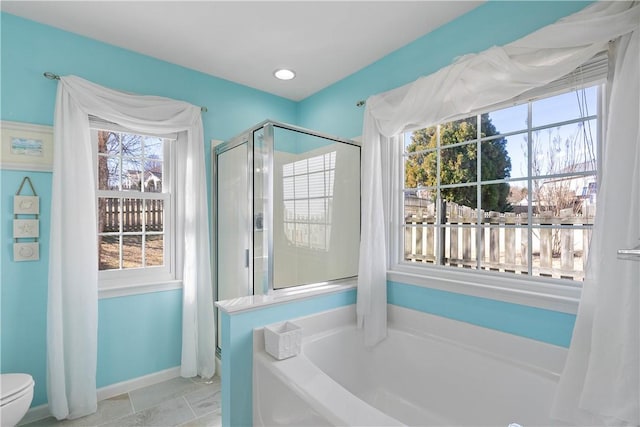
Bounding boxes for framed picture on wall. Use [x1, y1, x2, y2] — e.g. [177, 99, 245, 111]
[1, 121, 53, 172]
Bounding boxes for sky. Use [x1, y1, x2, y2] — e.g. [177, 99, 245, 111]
[489, 85, 598, 182]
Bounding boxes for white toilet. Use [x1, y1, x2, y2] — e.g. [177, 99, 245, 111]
[1, 374, 35, 427]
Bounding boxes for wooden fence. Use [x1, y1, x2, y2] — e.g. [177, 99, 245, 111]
[404, 199, 595, 280]
[99, 198, 164, 233]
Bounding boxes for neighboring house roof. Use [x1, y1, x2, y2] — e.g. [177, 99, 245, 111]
[123, 169, 163, 189]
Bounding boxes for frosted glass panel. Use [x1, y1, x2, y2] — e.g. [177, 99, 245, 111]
[217, 143, 250, 301]
[272, 126, 360, 289]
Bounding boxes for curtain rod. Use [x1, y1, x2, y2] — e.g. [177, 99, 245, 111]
[43, 72, 208, 113]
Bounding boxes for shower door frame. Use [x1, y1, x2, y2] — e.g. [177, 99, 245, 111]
[212, 131, 255, 353]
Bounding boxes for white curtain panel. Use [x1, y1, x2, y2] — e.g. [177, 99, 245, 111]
[175, 131, 216, 380]
[551, 25, 640, 426]
[356, 112, 389, 346]
[48, 76, 215, 420]
[358, 0, 639, 402]
[48, 78, 98, 420]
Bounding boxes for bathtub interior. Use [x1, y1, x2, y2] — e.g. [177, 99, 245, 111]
[254, 305, 568, 427]
[253, 356, 335, 426]
[254, 349, 405, 426]
[253, 305, 403, 426]
[305, 328, 564, 426]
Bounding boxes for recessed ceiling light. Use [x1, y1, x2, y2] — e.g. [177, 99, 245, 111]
[274, 69, 296, 80]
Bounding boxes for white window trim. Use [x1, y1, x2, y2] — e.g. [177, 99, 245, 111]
[91, 119, 178, 296]
[384, 64, 608, 314]
[98, 279, 183, 299]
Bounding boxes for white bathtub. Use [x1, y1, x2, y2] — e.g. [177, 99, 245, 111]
[253, 305, 568, 426]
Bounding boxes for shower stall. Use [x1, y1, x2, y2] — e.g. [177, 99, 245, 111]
[213, 121, 361, 345]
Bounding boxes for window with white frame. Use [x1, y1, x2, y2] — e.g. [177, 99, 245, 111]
[93, 120, 176, 285]
[399, 80, 603, 283]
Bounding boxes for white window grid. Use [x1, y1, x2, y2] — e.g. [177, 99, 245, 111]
[396, 83, 603, 284]
[92, 124, 176, 284]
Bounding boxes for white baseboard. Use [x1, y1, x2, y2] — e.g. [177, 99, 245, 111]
[96, 366, 181, 401]
[20, 366, 181, 425]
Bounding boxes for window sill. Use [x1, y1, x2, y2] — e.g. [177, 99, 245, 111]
[99, 280, 182, 299]
[387, 265, 580, 314]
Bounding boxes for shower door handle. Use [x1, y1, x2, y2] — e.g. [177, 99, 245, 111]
[245, 249, 250, 268]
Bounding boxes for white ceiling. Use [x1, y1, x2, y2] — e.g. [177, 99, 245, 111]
[1, 1, 483, 101]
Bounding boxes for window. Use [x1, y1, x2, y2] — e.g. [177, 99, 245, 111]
[399, 84, 602, 283]
[282, 151, 336, 251]
[93, 121, 176, 286]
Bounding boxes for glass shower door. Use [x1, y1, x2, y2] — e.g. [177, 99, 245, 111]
[216, 140, 251, 347]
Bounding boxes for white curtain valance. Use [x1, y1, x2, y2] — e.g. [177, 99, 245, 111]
[48, 76, 215, 420]
[58, 76, 201, 134]
[364, 1, 638, 138]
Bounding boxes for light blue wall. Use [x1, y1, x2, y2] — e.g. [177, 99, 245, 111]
[96, 291, 184, 388]
[1, 171, 52, 407]
[388, 282, 575, 347]
[0, 12, 297, 407]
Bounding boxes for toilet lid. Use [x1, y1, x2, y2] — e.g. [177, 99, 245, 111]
[1, 374, 34, 403]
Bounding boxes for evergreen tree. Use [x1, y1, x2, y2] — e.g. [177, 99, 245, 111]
[405, 114, 512, 212]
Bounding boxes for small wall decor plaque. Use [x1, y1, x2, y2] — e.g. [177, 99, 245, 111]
[13, 176, 40, 261]
[13, 219, 39, 238]
[14, 195, 40, 214]
[14, 242, 39, 262]
[1, 121, 53, 172]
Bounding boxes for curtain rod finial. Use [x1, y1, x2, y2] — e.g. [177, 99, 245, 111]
[44, 72, 60, 80]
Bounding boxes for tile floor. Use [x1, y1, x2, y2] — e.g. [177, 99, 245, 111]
[21, 376, 221, 427]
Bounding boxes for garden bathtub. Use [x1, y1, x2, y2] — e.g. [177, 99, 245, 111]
[253, 305, 567, 426]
